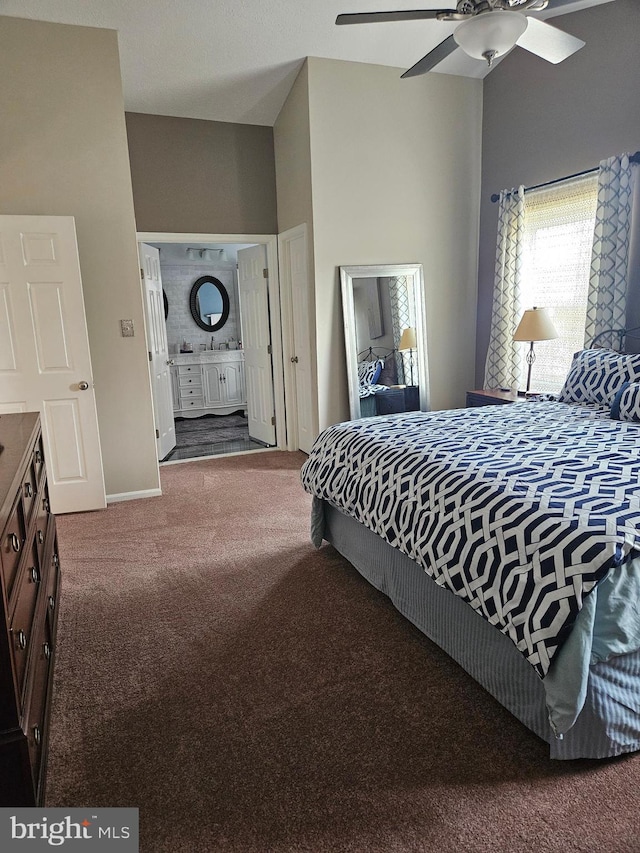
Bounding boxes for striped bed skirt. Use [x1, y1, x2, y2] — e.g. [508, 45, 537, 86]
[319, 499, 640, 760]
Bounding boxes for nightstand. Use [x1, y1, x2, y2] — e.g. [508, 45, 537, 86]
[466, 388, 519, 407]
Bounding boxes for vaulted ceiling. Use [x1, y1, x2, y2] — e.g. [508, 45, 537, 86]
[1, 0, 614, 125]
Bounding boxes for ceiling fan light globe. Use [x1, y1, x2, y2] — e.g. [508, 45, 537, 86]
[453, 11, 528, 62]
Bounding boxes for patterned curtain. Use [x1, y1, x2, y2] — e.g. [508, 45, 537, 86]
[484, 186, 525, 391]
[387, 275, 414, 385]
[584, 154, 636, 346]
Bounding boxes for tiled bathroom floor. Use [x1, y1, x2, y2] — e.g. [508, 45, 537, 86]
[162, 414, 266, 462]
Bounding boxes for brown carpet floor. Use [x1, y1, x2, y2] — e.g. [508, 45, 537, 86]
[47, 451, 640, 852]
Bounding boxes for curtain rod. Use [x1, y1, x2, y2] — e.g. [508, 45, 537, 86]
[490, 151, 640, 203]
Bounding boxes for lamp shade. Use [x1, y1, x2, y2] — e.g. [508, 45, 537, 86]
[453, 11, 528, 62]
[513, 307, 559, 342]
[398, 327, 417, 351]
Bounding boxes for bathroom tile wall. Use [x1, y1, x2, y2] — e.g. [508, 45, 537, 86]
[161, 263, 241, 353]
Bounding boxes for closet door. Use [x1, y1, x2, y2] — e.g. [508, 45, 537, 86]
[0, 215, 106, 513]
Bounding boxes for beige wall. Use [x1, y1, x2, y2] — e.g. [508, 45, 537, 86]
[273, 62, 319, 437]
[273, 63, 314, 236]
[303, 57, 483, 428]
[0, 16, 159, 498]
[476, 0, 640, 384]
[125, 112, 278, 234]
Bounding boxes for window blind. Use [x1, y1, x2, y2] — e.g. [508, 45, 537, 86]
[520, 173, 598, 394]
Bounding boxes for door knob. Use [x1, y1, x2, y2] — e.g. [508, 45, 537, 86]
[291, 356, 299, 363]
[78, 381, 89, 391]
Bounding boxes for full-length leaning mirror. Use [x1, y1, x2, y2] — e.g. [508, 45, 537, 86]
[341, 264, 430, 421]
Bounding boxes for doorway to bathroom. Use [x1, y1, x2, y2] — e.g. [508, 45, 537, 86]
[138, 232, 286, 464]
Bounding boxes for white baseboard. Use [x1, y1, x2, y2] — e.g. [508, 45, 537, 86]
[106, 488, 162, 504]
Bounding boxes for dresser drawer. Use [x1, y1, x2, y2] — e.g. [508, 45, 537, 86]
[21, 464, 38, 527]
[25, 619, 53, 790]
[180, 397, 205, 410]
[177, 364, 200, 376]
[34, 486, 52, 568]
[45, 547, 60, 635]
[9, 541, 42, 702]
[178, 374, 202, 389]
[32, 436, 45, 485]
[1, 495, 26, 599]
[179, 386, 203, 399]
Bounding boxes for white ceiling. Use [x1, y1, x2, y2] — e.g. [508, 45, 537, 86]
[1, 0, 614, 126]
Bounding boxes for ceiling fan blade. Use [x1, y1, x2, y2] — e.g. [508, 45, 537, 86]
[336, 10, 456, 25]
[401, 35, 459, 78]
[517, 17, 585, 62]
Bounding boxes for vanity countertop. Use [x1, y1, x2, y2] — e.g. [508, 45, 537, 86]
[172, 350, 244, 363]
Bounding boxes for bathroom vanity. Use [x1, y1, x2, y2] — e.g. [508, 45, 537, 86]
[171, 350, 246, 418]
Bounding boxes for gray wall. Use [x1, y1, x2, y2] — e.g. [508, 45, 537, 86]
[125, 113, 278, 234]
[476, 0, 640, 385]
[0, 16, 159, 499]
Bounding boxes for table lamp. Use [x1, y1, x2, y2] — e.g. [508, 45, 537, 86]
[398, 327, 417, 386]
[512, 306, 558, 395]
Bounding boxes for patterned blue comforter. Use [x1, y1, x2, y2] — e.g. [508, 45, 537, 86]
[300, 402, 640, 677]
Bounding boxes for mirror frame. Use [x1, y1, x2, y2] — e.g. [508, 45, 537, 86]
[189, 275, 230, 332]
[340, 263, 430, 421]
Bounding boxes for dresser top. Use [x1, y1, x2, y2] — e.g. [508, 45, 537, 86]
[0, 412, 40, 524]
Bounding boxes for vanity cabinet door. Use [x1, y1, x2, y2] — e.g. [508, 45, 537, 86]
[203, 364, 224, 407]
[223, 361, 245, 406]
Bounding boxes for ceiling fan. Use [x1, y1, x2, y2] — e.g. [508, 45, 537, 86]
[336, 0, 587, 77]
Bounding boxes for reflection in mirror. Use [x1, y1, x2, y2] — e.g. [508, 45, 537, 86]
[340, 264, 429, 420]
[189, 276, 230, 331]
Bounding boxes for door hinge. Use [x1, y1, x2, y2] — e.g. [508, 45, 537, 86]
[263, 268, 268, 279]
[271, 415, 276, 426]
[148, 351, 152, 362]
[140, 267, 144, 280]
[267, 344, 272, 355]
[155, 429, 159, 439]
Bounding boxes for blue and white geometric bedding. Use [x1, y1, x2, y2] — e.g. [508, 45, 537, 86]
[301, 401, 640, 678]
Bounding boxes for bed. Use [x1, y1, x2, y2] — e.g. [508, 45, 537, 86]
[301, 348, 640, 759]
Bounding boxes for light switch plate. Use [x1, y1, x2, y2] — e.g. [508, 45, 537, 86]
[120, 319, 135, 337]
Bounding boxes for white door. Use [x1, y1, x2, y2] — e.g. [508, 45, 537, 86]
[139, 243, 175, 461]
[237, 245, 276, 446]
[0, 215, 106, 513]
[279, 225, 314, 454]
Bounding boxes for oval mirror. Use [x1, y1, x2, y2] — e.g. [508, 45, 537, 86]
[189, 276, 230, 331]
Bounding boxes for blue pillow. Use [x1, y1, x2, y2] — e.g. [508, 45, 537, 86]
[611, 382, 640, 422]
[558, 349, 640, 406]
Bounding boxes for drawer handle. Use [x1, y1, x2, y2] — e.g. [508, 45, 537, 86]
[24, 483, 33, 498]
[9, 533, 21, 553]
[33, 725, 41, 746]
[17, 629, 27, 650]
[35, 450, 42, 465]
[48, 595, 56, 612]
[30, 566, 40, 584]
[43, 642, 51, 660]
[53, 553, 60, 569]
[43, 497, 50, 513]
[37, 530, 44, 545]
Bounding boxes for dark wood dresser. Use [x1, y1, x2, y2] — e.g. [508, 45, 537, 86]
[0, 412, 60, 806]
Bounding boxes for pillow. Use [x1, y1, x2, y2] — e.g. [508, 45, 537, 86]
[377, 353, 398, 387]
[611, 382, 640, 422]
[357, 359, 383, 388]
[558, 349, 640, 406]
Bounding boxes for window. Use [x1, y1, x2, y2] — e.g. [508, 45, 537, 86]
[519, 173, 598, 394]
